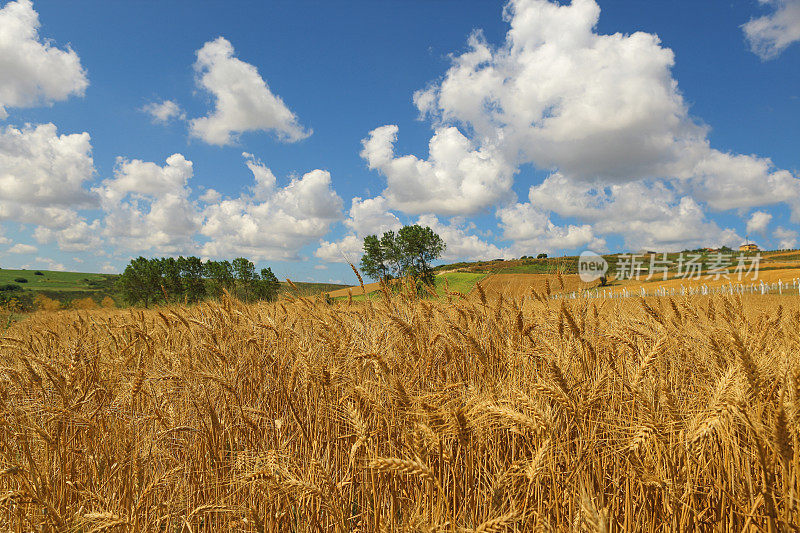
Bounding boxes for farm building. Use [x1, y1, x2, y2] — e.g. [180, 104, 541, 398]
[739, 243, 759, 252]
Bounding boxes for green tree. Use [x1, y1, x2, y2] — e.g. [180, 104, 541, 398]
[380, 230, 405, 277]
[117, 257, 161, 308]
[204, 260, 234, 298]
[159, 257, 183, 302]
[360, 234, 390, 281]
[255, 267, 280, 302]
[232, 257, 257, 301]
[178, 256, 206, 303]
[396, 225, 445, 285]
[360, 225, 445, 286]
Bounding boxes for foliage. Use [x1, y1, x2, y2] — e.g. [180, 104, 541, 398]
[71, 297, 98, 310]
[13, 277, 28, 283]
[116, 256, 281, 307]
[0, 289, 34, 311]
[361, 224, 445, 286]
[34, 294, 61, 311]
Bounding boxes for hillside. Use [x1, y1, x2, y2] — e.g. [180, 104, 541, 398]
[0, 267, 349, 311]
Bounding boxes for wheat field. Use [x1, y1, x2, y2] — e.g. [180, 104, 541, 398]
[1, 281, 799, 531]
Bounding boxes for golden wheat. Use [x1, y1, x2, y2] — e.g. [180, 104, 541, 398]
[0, 286, 798, 531]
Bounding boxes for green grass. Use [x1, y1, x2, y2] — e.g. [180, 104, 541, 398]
[334, 272, 486, 302]
[434, 271, 487, 295]
[279, 281, 350, 297]
[0, 269, 115, 292]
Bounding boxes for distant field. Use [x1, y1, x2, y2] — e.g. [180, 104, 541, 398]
[0, 269, 114, 291]
[280, 281, 350, 297]
[434, 271, 487, 294]
[478, 272, 592, 297]
[327, 271, 488, 301]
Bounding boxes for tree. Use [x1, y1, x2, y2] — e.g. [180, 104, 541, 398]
[537, 253, 548, 259]
[232, 257, 257, 301]
[178, 256, 206, 303]
[380, 230, 404, 277]
[360, 234, 390, 281]
[396, 225, 445, 286]
[360, 225, 445, 286]
[159, 257, 183, 302]
[204, 260, 234, 298]
[117, 257, 161, 308]
[255, 267, 280, 302]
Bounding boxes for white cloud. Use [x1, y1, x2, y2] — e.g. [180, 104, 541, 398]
[746, 210, 772, 235]
[199, 188, 221, 204]
[315, 235, 362, 263]
[314, 195, 401, 262]
[35, 256, 65, 271]
[343, 195, 402, 237]
[504, 172, 741, 252]
[0, 0, 88, 119]
[360, 125, 515, 215]
[94, 153, 201, 254]
[189, 37, 310, 146]
[8, 243, 36, 254]
[416, 214, 512, 261]
[743, 0, 800, 59]
[397, 0, 798, 251]
[201, 154, 343, 260]
[774, 226, 799, 249]
[0, 122, 97, 246]
[496, 201, 605, 255]
[33, 218, 101, 252]
[142, 99, 185, 124]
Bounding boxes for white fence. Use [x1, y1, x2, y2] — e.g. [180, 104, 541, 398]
[551, 278, 800, 300]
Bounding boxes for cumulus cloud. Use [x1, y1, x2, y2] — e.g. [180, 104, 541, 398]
[500, 173, 741, 252]
[189, 37, 310, 145]
[0, 122, 97, 246]
[360, 125, 515, 215]
[0, 0, 88, 119]
[395, 0, 798, 251]
[416, 214, 512, 261]
[496, 201, 605, 255]
[201, 154, 343, 260]
[94, 153, 201, 254]
[8, 243, 36, 254]
[315, 195, 402, 262]
[743, 0, 800, 59]
[35, 256, 65, 271]
[774, 226, 799, 249]
[142, 99, 185, 124]
[746, 210, 772, 235]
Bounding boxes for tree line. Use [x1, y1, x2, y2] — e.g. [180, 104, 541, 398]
[116, 256, 280, 308]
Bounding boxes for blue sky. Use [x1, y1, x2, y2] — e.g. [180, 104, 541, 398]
[0, 0, 798, 283]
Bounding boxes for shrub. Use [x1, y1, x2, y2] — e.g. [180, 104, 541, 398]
[0, 284, 21, 292]
[34, 271, 44, 276]
[34, 294, 61, 311]
[71, 297, 98, 310]
[13, 277, 28, 283]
